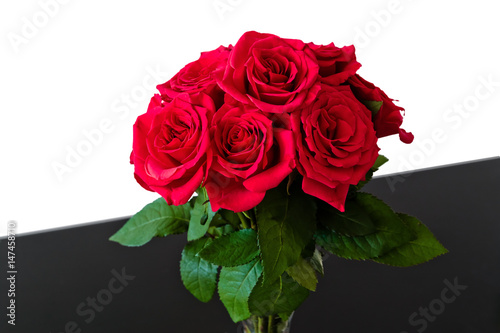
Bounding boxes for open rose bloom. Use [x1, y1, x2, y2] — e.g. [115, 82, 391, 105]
[116, 31, 447, 330]
[131, 31, 413, 213]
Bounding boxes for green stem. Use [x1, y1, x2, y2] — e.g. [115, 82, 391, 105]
[237, 212, 250, 229]
[252, 316, 259, 333]
[250, 208, 257, 229]
[267, 315, 274, 332]
[244, 315, 288, 333]
[241, 210, 256, 229]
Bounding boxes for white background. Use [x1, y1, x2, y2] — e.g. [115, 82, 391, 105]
[1, 0, 499, 236]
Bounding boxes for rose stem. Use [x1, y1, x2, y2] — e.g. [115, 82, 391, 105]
[258, 317, 264, 333]
[237, 212, 250, 229]
[267, 315, 274, 333]
[250, 208, 257, 229]
[252, 316, 259, 333]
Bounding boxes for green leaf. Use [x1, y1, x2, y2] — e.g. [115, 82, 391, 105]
[360, 100, 383, 115]
[256, 186, 317, 283]
[309, 249, 324, 276]
[208, 224, 236, 238]
[318, 200, 376, 236]
[372, 154, 389, 171]
[248, 273, 310, 317]
[109, 197, 190, 246]
[315, 193, 415, 260]
[218, 259, 262, 322]
[353, 170, 374, 191]
[180, 238, 218, 303]
[355, 154, 388, 190]
[301, 240, 316, 258]
[286, 257, 318, 291]
[278, 312, 291, 322]
[199, 229, 260, 267]
[211, 209, 241, 228]
[188, 189, 216, 241]
[372, 214, 448, 266]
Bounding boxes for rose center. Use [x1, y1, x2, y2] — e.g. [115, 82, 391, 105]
[265, 57, 292, 88]
[156, 115, 192, 150]
[226, 125, 258, 153]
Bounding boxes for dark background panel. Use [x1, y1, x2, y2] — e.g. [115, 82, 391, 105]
[1, 157, 499, 333]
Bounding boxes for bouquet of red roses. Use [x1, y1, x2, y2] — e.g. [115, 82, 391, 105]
[111, 31, 446, 332]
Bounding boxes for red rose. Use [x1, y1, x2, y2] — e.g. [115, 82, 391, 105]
[307, 42, 361, 86]
[205, 99, 296, 212]
[157, 45, 231, 106]
[291, 85, 379, 211]
[347, 74, 414, 143]
[131, 93, 214, 205]
[217, 31, 320, 113]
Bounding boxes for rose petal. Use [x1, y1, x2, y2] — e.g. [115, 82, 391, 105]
[302, 177, 350, 212]
[206, 174, 266, 212]
[399, 128, 414, 143]
[243, 128, 295, 192]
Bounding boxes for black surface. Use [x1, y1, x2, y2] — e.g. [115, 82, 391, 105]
[1, 158, 499, 333]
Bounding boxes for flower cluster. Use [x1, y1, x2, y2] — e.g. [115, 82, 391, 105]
[130, 31, 413, 213]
